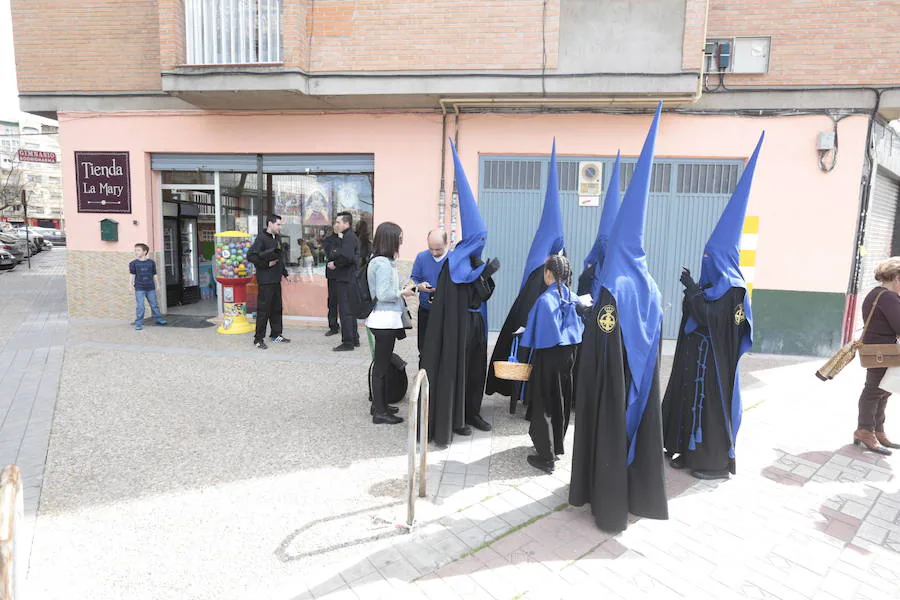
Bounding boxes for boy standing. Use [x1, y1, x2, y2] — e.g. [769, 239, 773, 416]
[130, 243, 167, 330]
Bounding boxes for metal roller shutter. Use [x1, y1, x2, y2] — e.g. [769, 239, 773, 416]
[261, 154, 374, 173]
[150, 154, 257, 172]
[857, 168, 900, 311]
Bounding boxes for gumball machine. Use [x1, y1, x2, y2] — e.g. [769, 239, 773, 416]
[214, 231, 256, 335]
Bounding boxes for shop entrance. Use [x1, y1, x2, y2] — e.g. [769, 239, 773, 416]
[162, 185, 218, 316]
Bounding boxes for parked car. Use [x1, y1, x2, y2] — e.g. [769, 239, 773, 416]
[26, 226, 66, 246]
[0, 249, 15, 271]
[10, 228, 43, 255]
[0, 232, 27, 263]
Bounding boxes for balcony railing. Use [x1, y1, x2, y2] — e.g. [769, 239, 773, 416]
[185, 0, 282, 65]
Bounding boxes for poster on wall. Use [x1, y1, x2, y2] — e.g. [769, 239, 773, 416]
[75, 151, 132, 213]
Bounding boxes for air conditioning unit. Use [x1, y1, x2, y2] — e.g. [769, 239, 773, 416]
[578, 161, 603, 197]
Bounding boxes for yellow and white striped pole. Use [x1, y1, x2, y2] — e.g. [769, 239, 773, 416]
[740, 216, 759, 298]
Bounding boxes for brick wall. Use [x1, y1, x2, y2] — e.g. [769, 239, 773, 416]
[707, 0, 900, 86]
[159, 0, 186, 70]
[10, 0, 162, 92]
[67, 250, 161, 319]
[306, 0, 560, 72]
[682, 0, 709, 71]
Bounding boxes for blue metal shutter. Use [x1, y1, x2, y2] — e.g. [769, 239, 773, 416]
[479, 156, 740, 338]
[150, 154, 257, 171]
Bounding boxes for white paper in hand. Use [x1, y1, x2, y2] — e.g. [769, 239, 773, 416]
[513, 326, 526, 335]
[879, 367, 900, 395]
[578, 294, 594, 307]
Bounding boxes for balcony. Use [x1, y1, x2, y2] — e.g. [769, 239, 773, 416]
[185, 0, 281, 65]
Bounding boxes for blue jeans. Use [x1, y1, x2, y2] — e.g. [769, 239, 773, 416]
[135, 289, 163, 326]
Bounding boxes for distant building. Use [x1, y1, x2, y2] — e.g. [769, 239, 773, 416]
[0, 114, 63, 228]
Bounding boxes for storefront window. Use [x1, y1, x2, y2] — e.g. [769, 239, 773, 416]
[271, 174, 374, 318]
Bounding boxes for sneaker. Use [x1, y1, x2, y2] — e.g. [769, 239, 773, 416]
[134, 324, 143, 331]
[156, 319, 168, 325]
[255, 340, 268, 350]
[270, 335, 291, 343]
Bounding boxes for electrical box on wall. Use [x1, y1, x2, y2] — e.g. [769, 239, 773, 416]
[817, 132, 836, 151]
[100, 218, 119, 242]
[705, 37, 770, 74]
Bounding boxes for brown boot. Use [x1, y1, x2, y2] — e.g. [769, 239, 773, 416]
[875, 431, 900, 449]
[854, 429, 892, 455]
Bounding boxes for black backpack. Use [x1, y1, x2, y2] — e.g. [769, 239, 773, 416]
[350, 257, 376, 319]
[368, 353, 408, 405]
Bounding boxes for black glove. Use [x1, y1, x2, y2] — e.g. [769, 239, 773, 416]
[483, 257, 500, 277]
[680, 267, 696, 289]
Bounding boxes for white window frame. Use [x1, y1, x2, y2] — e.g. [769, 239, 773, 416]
[185, 0, 282, 66]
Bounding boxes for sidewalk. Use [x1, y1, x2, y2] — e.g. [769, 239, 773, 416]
[9, 254, 897, 599]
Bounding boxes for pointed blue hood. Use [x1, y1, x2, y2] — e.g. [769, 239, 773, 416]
[521, 139, 565, 289]
[448, 140, 488, 284]
[585, 151, 622, 280]
[597, 103, 664, 465]
[699, 132, 765, 303]
[687, 131, 764, 461]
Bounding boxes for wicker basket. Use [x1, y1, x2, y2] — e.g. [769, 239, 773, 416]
[492, 361, 533, 382]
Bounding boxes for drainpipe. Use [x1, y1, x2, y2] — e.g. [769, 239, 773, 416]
[843, 88, 885, 344]
[438, 105, 447, 232]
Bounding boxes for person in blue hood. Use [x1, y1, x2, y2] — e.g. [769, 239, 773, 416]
[421, 141, 501, 446]
[662, 133, 764, 481]
[486, 140, 564, 415]
[520, 255, 585, 474]
[569, 104, 668, 533]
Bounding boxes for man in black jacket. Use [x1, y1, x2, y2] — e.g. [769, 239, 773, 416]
[327, 211, 360, 351]
[248, 215, 291, 349]
[323, 228, 341, 337]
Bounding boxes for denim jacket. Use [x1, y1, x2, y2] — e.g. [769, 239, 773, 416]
[367, 256, 404, 313]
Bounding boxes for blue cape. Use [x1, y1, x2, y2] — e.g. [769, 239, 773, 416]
[596, 103, 664, 465]
[520, 284, 584, 350]
[521, 139, 564, 289]
[686, 132, 764, 458]
[584, 151, 622, 277]
[448, 140, 487, 285]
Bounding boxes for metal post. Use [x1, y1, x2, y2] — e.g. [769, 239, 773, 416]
[21, 191, 29, 270]
[406, 369, 430, 529]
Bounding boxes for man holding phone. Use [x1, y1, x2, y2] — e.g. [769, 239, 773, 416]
[410, 229, 450, 360]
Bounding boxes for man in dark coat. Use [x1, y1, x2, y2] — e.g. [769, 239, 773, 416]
[486, 140, 564, 414]
[327, 211, 360, 351]
[662, 133, 764, 480]
[570, 105, 668, 533]
[422, 141, 499, 446]
[248, 214, 290, 349]
[323, 228, 342, 337]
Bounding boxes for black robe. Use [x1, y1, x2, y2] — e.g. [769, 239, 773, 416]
[576, 264, 596, 297]
[569, 289, 669, 533]
[485, 268, 547, 413]
[662, 286, 748, 474]
[421, 261, 496, 447]
[527, 344, 576, 462]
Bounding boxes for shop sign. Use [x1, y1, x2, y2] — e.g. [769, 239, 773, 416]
[17, 149, 57, 164]
[75, 151, 132, 213]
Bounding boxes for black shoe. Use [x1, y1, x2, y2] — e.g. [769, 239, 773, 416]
[270, 335, 291, 343]
[467, 415, 492, 432]
[333, 343, 355, 352]
[669, 455, 687, 470]
[453, 426, 473, 436]
[255, 340, 268, 350]
[691, 469, 730, 481]
[373, 412, 404, 425]
[370, 404, 400, 416]
[354, 339, 361, 347]
[325, 329, 340, 337]
[527, 455, 555, 474]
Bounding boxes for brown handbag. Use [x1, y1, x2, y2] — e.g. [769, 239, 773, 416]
[857, 289, 900, 368]
[816, 289, 893, 380]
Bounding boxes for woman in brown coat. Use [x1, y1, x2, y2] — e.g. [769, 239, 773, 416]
[855, 257, 900, 455]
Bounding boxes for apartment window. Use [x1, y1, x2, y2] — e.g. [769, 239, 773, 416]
[185, 0, 282, 65]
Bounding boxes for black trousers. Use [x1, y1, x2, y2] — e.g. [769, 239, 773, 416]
[333, 281, 359, 344]
[858, 367, 891, 432]
[528, 345, 576, 462]
[255, 283, 283, 342]
[371, 329, 400, 415]
[417, 306, 431, 355]
[464, 312, 487, 420]
[326, 278, 340, 332]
